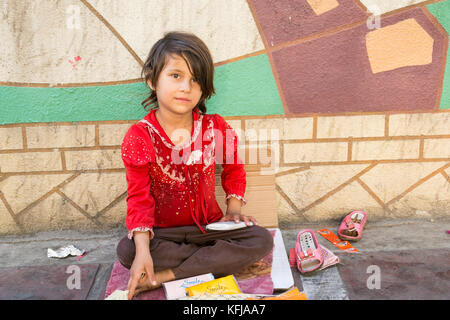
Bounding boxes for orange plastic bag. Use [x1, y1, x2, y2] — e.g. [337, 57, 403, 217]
[316, 229, 359, 253]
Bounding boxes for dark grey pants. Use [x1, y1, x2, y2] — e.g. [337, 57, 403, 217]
[116, 225, 274, 279]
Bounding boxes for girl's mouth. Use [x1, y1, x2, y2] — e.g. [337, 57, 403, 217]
[175, 98, 191, 102]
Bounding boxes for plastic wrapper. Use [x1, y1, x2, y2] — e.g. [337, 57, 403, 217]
[246, 287, 307, 300]
[47, 245, 85, 259]
[316, 229, 359, 253]
[185, 275, 241, 297]
[163, 273, 214, 300]
[178, 293, 259, 300]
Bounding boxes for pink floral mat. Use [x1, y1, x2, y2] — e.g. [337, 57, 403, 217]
[104, 230, 276, 300]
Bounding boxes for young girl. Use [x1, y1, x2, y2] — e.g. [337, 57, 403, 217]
[117, 31, 274, 299]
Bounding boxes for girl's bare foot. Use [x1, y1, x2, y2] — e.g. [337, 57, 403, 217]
[134, 269, 176, 297]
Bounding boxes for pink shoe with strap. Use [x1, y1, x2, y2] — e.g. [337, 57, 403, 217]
[295, 229, 324, 274]
[337, 210, 367, 241]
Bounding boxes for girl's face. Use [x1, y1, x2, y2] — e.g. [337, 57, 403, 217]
[149, 54, 202, 116]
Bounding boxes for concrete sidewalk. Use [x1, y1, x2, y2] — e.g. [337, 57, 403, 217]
[0, 218, 449, 300]
[281, 218, 450, 300]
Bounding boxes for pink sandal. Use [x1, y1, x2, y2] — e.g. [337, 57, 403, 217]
[337, 210, 367, 241]
[295, 229, 324, 274]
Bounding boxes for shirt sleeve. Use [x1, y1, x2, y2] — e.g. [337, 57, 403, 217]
[121, 124, 156, 240]
[215, 114, 247, 207]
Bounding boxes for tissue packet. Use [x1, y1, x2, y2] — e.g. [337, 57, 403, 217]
[185, 275, 241, 297]
[163, 273, 214, 300]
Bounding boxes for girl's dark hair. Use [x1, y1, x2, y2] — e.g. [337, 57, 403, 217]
[141, 31, 215, 114]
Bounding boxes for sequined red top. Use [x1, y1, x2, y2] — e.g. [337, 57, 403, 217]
[121, 108, 247, 239]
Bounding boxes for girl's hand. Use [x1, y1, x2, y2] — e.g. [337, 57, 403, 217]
[219, 210, 258, 226]
[127, 251, 157, 300]
[221, 197, 257, 226]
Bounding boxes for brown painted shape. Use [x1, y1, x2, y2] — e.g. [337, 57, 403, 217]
[248, 0, 368, 47]
[271, 8, 446, 114]
[0, 264, 99, 300]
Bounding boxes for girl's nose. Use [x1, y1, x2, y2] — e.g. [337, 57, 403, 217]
[180, 79, 191, 92]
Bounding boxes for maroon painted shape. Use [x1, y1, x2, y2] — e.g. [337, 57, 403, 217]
[0, 264, 99, 300]
[271, 8, 446, 114]
[337, 249, 450, 300]
[249, 0, 368, 46]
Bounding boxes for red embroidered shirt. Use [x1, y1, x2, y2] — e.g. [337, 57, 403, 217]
[121, 108, 247, 239]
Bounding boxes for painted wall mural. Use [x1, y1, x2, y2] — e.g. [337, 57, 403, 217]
[0, 0, 449, 235]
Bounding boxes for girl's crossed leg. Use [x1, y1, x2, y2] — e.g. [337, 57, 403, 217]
[116, 224, 274, 290]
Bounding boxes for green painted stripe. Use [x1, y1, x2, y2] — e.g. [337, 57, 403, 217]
[427, 1, 450, 109]
[209, 54, 284, 116]
[0, 54, 284, 124]
[0, 83, 149, 124]
[427, 1, 450, 33]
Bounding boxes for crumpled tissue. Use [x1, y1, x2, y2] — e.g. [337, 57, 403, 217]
[47, 245, 85, 259]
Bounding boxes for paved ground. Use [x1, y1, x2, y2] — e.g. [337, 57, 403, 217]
[0, 218, 449, 300]
[282, 218, 450, 300]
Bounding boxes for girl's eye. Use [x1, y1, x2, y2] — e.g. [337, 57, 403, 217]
[172, 74, 180, 79]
